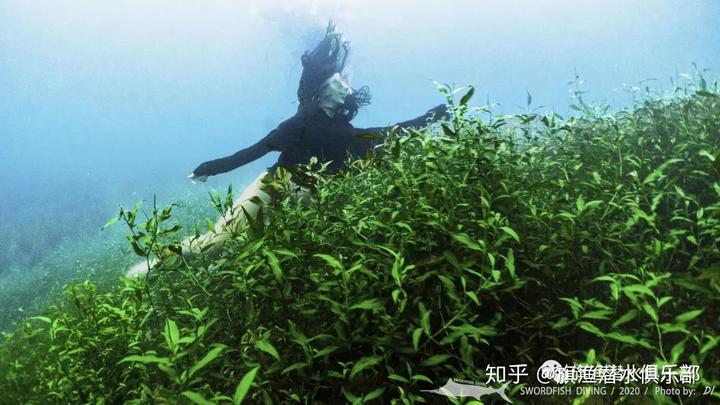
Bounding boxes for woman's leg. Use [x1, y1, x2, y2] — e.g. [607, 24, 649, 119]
[126, 171, 274, 278]
[181, 170, 273, 257]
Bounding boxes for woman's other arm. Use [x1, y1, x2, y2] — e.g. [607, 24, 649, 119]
[191, 116, 301, 179]
[346, 104, 448, 159]
[360, 104, 448, 135]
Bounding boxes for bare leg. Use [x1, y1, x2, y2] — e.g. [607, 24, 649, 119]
[126, 171, 277, 278]
[180, 170, 274, 258]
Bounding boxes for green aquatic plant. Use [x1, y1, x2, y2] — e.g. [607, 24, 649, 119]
[1, 78, 719, 404]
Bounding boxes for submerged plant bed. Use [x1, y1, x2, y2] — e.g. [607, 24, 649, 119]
[1, 81, 719, 404]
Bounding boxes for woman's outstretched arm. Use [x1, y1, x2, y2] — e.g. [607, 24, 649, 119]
[192, 116, 301, 178]
[355, 104, 448, 139]
[346, 104, 448, 159]
[394, 104, 448, 129]
[192, 136, 272, 178]
[361, 104, 448, 134]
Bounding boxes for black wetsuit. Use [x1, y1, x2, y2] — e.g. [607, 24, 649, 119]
[192, 105, 446, 178]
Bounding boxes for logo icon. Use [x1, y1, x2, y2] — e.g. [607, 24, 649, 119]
[421, 379, 512, 403]
[537, 360, 568, 384]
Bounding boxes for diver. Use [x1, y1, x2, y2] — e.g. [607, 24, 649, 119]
[188, 25, 446, 182]
[126, 22, 446, 277]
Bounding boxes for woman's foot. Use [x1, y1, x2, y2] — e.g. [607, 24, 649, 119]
[126, 258, 157, 278]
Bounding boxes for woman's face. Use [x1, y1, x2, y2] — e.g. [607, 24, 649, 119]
[318, 73, 351, 117]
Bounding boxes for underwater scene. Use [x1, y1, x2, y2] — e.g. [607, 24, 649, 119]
[1, 0, 719, 403]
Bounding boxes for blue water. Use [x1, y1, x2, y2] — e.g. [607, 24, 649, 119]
[1, 0, 719, 279]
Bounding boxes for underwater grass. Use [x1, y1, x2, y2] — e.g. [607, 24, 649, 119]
[0, 189, 218, 332]
[1, 77, 719, 404]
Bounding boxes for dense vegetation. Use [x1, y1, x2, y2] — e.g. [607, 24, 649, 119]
[0, 190, 216, 331]
[1, 78, 719, 404]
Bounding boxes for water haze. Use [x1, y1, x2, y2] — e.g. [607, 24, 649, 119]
[0, 0, 718, 289]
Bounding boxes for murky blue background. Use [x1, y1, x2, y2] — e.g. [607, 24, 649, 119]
[1, 0, 719, 281]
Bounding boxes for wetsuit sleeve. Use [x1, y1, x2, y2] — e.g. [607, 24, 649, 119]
[395, 104, 448, 129]
[361, 104, 448, 135]
[192, 117, 300, 177]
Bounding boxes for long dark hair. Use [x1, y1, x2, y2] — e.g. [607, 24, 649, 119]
[342, 85, 372, 121]
[297, 21, 371, 121]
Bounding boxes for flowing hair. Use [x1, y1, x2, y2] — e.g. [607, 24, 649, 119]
[297, 21, 371, 120]
[343, 85, 372, 121]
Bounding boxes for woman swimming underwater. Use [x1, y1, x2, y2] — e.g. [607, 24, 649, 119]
[127, 22, 447, 277]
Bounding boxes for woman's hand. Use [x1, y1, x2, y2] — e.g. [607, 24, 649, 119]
[189, 161, 212, 183]
[187, 173, 208, 184]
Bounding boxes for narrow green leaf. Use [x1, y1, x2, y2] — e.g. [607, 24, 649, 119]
[612, 309, 639, 328]
[350, 356, 383, 379]
[582, 310, 612, 320]
[577, 321, 604, 337]
[698, 149, 716, 162]
[418, 302, 431, 334]
[412, 327, 423, 351]
[641, 303, 658, 322]
[505, 248, 516, 278]
[388, 374, 409, 383]
[256, 340, 280, 361]
[643, 169, 662, 184]
[604, 332, 653, 349]
[391, 252, 404, 286]
[465, 291, 480, 306]
[189, 345, 226, 378]
[623, 284, 655, 297]
[700, 336, 719, 354]
[264, 250, 283, 282]
[182, 391, 214, 405]
[452, 233, 485, 251]
[499, 226, 520, 242]
[674, 309, 703, 324]
[119, 355, 170, 365]
[312, 345, 339, 359]
[460, 86, 475, 106]
[30, 316, 51, 324]
[101, 215, 119, 230]
[350, 298, 384, 311]
[282, 362, 309, 375]
[585, 349, 596, 364]
[313, 254, 344, 271]
[233, 366, 259, 405]
[273, 248, 298, 258]
[576, 195, 585, 212]
[441, 123, 456, 137]
[342, 387, 360, 404]
[130, 240, 146, 257]
[411, 374, 434, 384]
[363, 387, 386, 402]
[696, 90, 718, 98]
[164, 319, 180, 353]
[421, 354, 451, 367]
[671, 339, 686, 363]
[449, 324, 497, 338]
